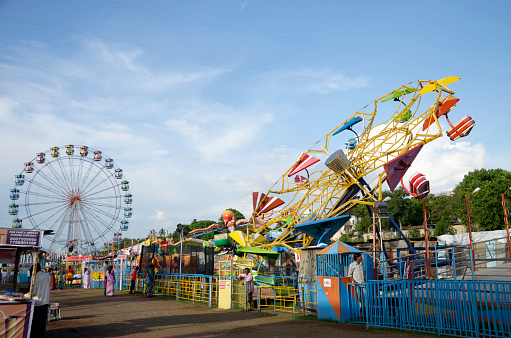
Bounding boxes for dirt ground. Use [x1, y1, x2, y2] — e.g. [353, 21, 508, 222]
[46, 288, 433, 338]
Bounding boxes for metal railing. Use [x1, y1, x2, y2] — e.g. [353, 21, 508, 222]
[362, 279, 511, 338]
[256, 276, 317, 316]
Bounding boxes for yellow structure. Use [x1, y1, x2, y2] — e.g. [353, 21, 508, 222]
[218, 257, 252, 309]
[249, 77, 463, 252]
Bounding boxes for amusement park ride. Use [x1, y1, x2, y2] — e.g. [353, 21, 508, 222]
[7, 77, 474, 265]
[8, 145, 132, 255]
[190, 77, 475, 260]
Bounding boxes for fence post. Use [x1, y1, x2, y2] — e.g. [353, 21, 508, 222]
[176, 275, 180, 300]
[193, 278, 196, 304]
[435, 246, 439, 279]
[469, 248, 475, 280]
[208, 276, 212, 307]
[273, 285, 276, 315]
[471, 282, 480, 338]
[245, 282, 248, 312]
[452, 248, 457, 280]
[257, 286, 260, 312]
[365, 282, 369, 329]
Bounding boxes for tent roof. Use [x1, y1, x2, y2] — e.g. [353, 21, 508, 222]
[317, 241, 362, 255]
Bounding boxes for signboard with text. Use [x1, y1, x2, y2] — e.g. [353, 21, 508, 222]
[0, 229, 43, 248]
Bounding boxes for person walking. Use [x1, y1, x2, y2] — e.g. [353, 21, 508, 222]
[49, 268, 56, 290]
[1, 269, 7, 284]
[30, 263, 50, 338]
[57, 269, 65, 290]
[105, 265, 116, 296]
[144, 265, 155, 298]
[129, 266, 139, 294]
[66, 266, 74, 288]
[238, 268, 255, 311]
[83, 268, 91, 289]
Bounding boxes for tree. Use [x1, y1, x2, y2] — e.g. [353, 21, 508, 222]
[158, 228, 166, 238]
[434, 216, 454, 236]
[217, 208, 245, 224]
[452, 168, 511, 231]
[407, 228, 421, 239]
[350, 203, 373, 233]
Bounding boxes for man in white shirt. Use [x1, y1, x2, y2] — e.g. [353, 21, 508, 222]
[238, 268, 255, 311]
[1, 269, 7, 284]
[348, 253, 365, 285]
[348, 253, 365, 316]
[30, 264, 50, 337]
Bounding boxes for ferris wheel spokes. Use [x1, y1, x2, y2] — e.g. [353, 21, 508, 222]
[25, 174, 68, 198]
[78, 159, 96, 190]
[24, 190, 67, 201]
[82, 173, 120, 197]
[80, 206, 116, 238]
[44, 160, 73, 194]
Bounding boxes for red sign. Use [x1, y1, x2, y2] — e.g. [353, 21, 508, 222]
[219, 281, 226, 290]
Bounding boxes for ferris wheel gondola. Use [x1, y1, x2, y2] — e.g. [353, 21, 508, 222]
[8, 145, 133, 253]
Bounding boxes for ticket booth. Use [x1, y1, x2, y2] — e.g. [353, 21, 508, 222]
[315, 241, 373, 323]
[218, 257, 252, 309]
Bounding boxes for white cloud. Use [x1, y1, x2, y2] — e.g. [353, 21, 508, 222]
[164, 102, 274, 161]
[257, 68, 371, 95]
[405, 136, 486, 193]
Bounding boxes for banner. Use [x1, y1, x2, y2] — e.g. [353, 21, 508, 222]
[0, 301, 34, 338]
[91, 271, 104, 282]
[0, 229, 43, 248]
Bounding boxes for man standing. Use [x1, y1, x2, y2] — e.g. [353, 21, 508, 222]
[348, 253, 365, 285]
[30, 263, 50, 337]
[238, 268, 254, 311]
[1, 269, 7, 284]
[129, 266, 139, 294]
[348, 253, 365, 316]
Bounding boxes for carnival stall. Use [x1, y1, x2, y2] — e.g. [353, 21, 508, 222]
[0, 227, 52, 338]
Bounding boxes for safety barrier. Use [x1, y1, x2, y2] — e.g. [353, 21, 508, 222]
[256, 276, 317, 317]
[362, 279, 511, 338]
[121, 273, 218, 306]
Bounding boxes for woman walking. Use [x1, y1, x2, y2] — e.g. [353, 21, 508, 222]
[144, 264, 155, 298]
[105, 265, 116, 296]
[83, 268, 91, 289]
[66, 266, 74, 287]
[49, 268, 56, 290]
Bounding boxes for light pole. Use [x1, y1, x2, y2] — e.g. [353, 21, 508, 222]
[465, 187, 480, 271]
[178, 224, 183, 275]
[422, 199, 430, 279]
[176, 224, 190, 275]
[501, 187, 511, 258]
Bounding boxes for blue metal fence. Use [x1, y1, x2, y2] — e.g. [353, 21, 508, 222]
[362, 279, 511, 338]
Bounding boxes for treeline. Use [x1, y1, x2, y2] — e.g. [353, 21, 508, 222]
[350, 168, 511, 236]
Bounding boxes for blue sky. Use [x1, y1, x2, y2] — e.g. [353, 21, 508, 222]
[0, 1, 509, 243]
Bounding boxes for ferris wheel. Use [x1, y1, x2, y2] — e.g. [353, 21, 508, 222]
[8, 145, 132, 254]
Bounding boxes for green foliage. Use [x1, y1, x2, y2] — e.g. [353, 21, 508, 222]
[452, 168, 511, 231]
[407, 228, 421, 239]
[190, 219, 217, 240]
[433, 216, 454, 236]
[386, 188, 423, 228]
[339, 233, 351, 243]
[218, 208, 245, 224]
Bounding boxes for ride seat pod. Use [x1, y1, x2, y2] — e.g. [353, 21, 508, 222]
[409, 172, 430, 200]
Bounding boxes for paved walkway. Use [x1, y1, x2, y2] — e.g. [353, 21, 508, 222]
[46, 288, 434, 337]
